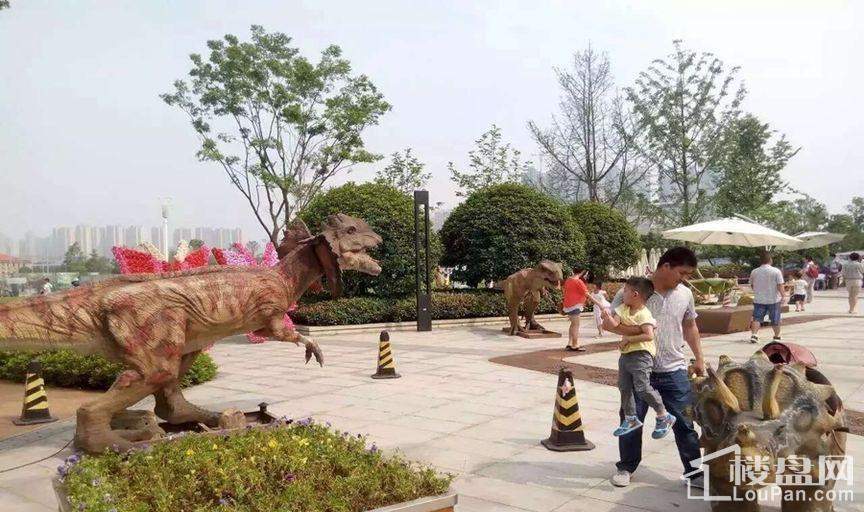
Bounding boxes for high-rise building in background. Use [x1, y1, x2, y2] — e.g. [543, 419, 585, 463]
[6, 224, 241, 263]
[172, 228, 193, 247]
[124, 226, 144, 247]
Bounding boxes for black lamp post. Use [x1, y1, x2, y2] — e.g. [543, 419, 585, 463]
[414, 190, 432, 331]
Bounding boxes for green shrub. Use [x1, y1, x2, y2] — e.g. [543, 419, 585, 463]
[0, 350, 217, 390]
[60, 420, 451, 512]
[300, 182, 442, 297]
[293, 289, 568, 326]
[569, 202, 641, 281]
[440, 183, 586, 286]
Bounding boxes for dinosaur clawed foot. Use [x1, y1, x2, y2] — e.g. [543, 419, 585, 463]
[304, 338, 324, 367]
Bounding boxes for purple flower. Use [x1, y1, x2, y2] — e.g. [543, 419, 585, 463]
[57, 465, 68, 477]
[325, 421, 332, 428]
[108, 508, 117, 512]
[219, 498, 229, 506]
[65, 454, 80, 465]
[356, 434, 362, 439]
[77, 503, 86, 511]
[297, 417, 313, 427]
[369, 443, 378, 453]
[284, 473, 296, 483]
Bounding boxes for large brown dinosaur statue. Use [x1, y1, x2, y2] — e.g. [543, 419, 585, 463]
[0, 214, 382, 453]
[692, 351, 848, 512]
[499, 260, 563, 335]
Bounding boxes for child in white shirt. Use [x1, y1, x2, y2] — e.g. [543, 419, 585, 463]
[791, 270, 808, 312]
[588, 282, 611, 338]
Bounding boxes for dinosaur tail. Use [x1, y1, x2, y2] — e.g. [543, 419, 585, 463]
[0, 291, 103, 353]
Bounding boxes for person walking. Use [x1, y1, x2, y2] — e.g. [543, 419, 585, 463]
[562, 268, 589, 352]
[604, 247, 705, 490]
[802, 256, 819, 303]
[842, 253, 864, 314]
[749, 252, 785, 344]
[39, 278, 53, 295]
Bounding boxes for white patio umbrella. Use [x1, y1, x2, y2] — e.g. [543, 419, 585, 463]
[662, 217, 802, 247]
[789, 232, 846, 250]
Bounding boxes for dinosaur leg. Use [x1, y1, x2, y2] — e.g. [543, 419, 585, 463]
[153, 351, 220, 427]
[75, 379, 159, 453]
[504, 283, 520, 335]
[265, 315, 324, 366]
[525, 290, 544, 331]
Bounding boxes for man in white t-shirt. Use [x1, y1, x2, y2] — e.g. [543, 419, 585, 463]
[749, 252, 785, 344]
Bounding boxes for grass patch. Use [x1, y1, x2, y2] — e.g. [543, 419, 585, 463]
[59, 420, 451, 512]
[0, 350, 217, 390]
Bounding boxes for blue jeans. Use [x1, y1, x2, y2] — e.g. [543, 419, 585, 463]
[752, 302, 781, 326]
[616, 369, 702, 477]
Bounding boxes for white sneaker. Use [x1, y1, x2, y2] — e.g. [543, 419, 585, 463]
[611, 469, 631, 487]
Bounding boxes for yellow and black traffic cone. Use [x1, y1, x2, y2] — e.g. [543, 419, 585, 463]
[371, 330, 401, 379]
[541, 367, 594, 451]
[13, 361, 57, 426]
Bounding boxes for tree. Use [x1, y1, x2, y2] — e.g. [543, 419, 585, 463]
[627, 40, 745, 226]
[188, 239, 205, 250]
[0, 1, 9, 10]
[760, 196, 829, 236]
[846, 196, 864, 227]
[448, 125, 531, 196]
[374, 148, 431, 194]
[528, 45, 652, 205]
[714, 114, 799, 218]
[63, 243, 86, 273]
[300, 182, 442, 297]
[569, 202, 641, 280]
[440, 184, 586, 286]
[245, 240, 261, 256]
[162, 26, 391, 245]
[85, 250, 114, 274]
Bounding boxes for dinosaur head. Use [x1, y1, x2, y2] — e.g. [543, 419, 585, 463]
[532, 260, 564, 289]
[314, 213, 383, 297]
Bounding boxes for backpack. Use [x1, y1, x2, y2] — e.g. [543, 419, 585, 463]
[806, 263, 819, 279]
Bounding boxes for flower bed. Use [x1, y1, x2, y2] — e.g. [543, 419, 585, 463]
[295, 284, 625, 327]
[0, 350, 217, 391]
[56, 419, 452, 512]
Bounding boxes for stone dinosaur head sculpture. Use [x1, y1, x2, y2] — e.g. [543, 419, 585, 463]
[691, 351, 847, 510]
[279, 214, 382, 298]
[531, 260, 564, 290]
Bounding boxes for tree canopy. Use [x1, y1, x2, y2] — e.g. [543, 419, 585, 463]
[162, 26, 391, 245]
[448, 125, 530, 197]
[374, 148, 430, 194]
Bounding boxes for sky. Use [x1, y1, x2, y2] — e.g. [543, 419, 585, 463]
[1, 0, 862, 242]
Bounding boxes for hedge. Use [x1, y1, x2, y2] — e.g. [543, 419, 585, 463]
[300, 182, 442, 297]
[0, 350, 217, 391]
[293, 285, 649, 326]
[569, 202, 641, 281]
[440, 183, 586, 287]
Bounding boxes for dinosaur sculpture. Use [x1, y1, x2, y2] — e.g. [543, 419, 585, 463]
[0, 214, 382, 453]
[691, 351, 848, 511]
[499, 260, 563, 335]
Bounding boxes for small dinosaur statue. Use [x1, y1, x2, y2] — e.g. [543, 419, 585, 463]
[499, 260, 563, 335]
[692, 351, 847, 511]
[0, 214, 382, 453]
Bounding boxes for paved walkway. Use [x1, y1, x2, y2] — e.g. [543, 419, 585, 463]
[0, 291, 862, 511]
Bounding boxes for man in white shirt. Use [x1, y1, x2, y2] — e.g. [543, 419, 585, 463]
[749, 252, 785, 344]
[604, 247, 705, 490]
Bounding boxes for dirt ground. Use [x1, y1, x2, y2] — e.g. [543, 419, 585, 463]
[0, 381, 99, 440]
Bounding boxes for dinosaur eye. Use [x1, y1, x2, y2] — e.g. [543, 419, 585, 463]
[346, 226, 356, 234]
